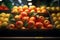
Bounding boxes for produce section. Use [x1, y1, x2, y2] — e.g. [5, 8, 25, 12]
[0, 0, 60, 37]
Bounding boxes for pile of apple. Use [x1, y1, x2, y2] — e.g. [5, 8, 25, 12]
[0, 6, 9, 10]
[7, 12, 53, 30]
[0, 12, 10, 28]
[51, 12, 60, 29]
[46, 7, 60, 12]
[11, 5, 47, 14]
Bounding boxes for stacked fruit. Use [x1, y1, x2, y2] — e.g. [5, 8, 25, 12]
[46, 7, 60, 12]
[11, 5, 47, 14]
[0, 6, 9, 10]
[51, 12, 60, 29]
[0, 13, 10, 28]
[7, 12, 53, 30]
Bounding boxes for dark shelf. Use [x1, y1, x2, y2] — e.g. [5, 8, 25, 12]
[0, 29, 60, 37]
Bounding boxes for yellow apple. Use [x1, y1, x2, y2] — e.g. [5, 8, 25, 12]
[2, 22, 8, 26]
[53, 17, 57, 22]
[40, 6, 46, 9]
[57, 13, 60, 17]
[4, 18, 9, 22]
[30, 10, 35, 13]
[23, 5, 28, 10]
[54, 21, 59, 25]
[6, 14, 10, 18]
[46, 7, 51, 10]
[51, 7, 55, 11]
[56, 7, 60, 11]
[56, 24, 60, 29]
[1, 13, 6, 17]
[0, 17, 4, 22]
[51, 13, 56, 17]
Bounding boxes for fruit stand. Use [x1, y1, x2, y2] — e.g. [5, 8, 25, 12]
[0, 0, 60, 37]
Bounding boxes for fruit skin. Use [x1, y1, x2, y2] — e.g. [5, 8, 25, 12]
[54, 21, 59, 25]
[39, 16, 45, 22]
[7, 24, 15, 30]
[35, 22, 43, 29]
[46, 24, 53, 29]
[23, 5, 28, 10]
[29, 17, 36, 21]
[53, 17, 57, 22]
[56, 7, 59, 11]
[51, 7, 55, 11]
[58, 17, 60, 21]
[0, 21, 2, 28]
[56, 24, 60, 29]
[22, 16, 29, 22]
[28, 20, 35, 29]
[20, 12, 28, 17]
[16, 21, 23, 28]
[51, 13, 56, 17]
[41, 9, 47, 13]
[57, 13, 60, 17]
[44, 20, 50, 27]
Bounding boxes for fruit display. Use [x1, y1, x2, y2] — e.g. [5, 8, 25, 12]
[46, 7, 60, 12]
[0, 6, 9, 10]
[0, 5, 53, 30]
[11, 5, 47, 14]
[51, 12, 60, 29]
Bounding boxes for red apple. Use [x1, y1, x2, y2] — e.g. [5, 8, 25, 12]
[44, 20, 50, 26]
[22, 16, 29, 21]
[35, 22, 43, 28]
[29, 17, 36, 21]
[16, 21, 23, 28]
[47, 24, 53, 29]
[20, 12, 28, 17]
[7, 24, 15, 30]
[28, 20, 35, 29]
[39, 16, 45, 22]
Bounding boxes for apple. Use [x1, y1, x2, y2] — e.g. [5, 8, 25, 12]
[20, 12, 28, 17]
[25, 9, 30, 13]
[40, 6, 46, 9]
[35, 22, 43, 28]
[6, 14, 10, 18]
[58, 17, 60, 21]
[16, 21, 23, 28]
[0, 17, 4, 21]
[13, 6, 18, 9]
[23, 5, 28, 10]
[30, 10, 35, 13]
[1, 13, 6, 17]
[14, 15, 19, 20]
[56, 7, 60, 11]
[54, 21, 59, 25]
[51, 13, 56, 17]
[3, 18, 9, 22]
[29, 17, 36, 21]
[44, 20, 50, 26]
[46, 7, 51, 10]
[46, 24, 53, 29]
[39, 16, 45, 22]
[51, 7, 55, 11]
[53, 17, 57, 22]
[0, 21, 2, 27]
[22, 16, 29, 21]
[7, 24, 15, 30]
[21, 27, 26, 30]
[41, 9, 47, 13]
[57, 13, 60, 17]
[28, 20, 35, 29]
[19, 15, 22, 19]
[29, 5, 36, 10]
[56, 24, 60, 29]
[2, 22, 8, 26]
